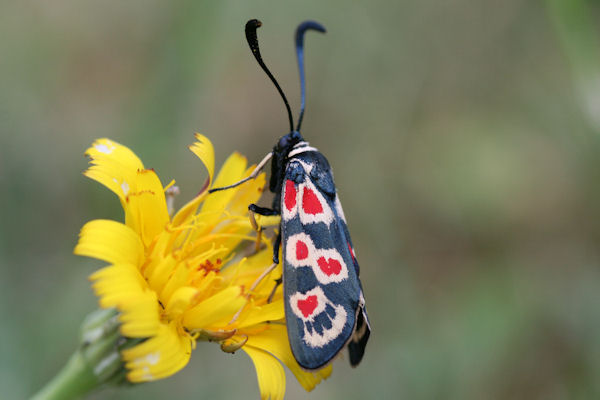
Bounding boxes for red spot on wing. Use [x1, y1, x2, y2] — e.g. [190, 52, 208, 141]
[296, 240, 309, 260]
[297, 295, 318, 318]
[302, 187, 323, 215]
[317, 257, 342, 276]
[284, 180, 297, 211]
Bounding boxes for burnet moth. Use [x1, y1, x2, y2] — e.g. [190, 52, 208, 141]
[210, 19, 370, 370]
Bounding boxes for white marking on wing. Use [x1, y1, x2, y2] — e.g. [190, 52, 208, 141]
[302, 303, 347, 348]
[285, 233, 349, 285]
[298, 179, 335, 226]
[289, 286, 348, 348]
[289, 286, 328, 322]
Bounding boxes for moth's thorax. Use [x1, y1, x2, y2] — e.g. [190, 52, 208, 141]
[288, 141, 319, 158]
[269, 136, 316, 198]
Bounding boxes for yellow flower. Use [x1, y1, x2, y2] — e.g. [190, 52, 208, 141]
[74, 135, 331, 399]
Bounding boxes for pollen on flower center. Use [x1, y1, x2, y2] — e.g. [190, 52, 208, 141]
[197, 258, 222, 272]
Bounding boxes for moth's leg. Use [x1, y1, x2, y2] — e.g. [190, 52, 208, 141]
[271, 230, 281, 264]
[248, 204, 281, 254]
[248, 202, 283, 295]
[267, 276, 283, 303]
[249, 208, 264, 253]
[248, 203, 279, 216]
[209, 152, 273, 193]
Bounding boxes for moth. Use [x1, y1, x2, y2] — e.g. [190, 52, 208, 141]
[211, 19, 370, 370]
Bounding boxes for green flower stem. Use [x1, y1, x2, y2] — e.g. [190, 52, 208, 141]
[31, 308, 133, 400]
[31, 349, 99, 400]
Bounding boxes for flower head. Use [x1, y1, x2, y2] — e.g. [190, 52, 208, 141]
[74, 135, 331, 399]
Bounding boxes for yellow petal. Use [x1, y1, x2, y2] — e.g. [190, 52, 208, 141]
[236, 300, 285, 329]
[188, 133, 215, 186]
[84, 139, 170, 247]
[243, 346, 286, 400]
[89, 263, 160, 337]
[227, 167, 266, 217]
[90, 263, 147, 305]
[85, 138, 144, 172]
[144, 254, 178, 295]
[197, 152, 248, 231]
[158, 259, 194, 302]
[122, 322, 192, 382]
[84, 139, 144, 203]
[171, 134, 215, 226]
[206, 167, 266, 255]
[211, 151, 248, 190]
[187, 270, 221, 304]
[221, 248, 282, 299]
[183, 286, 245, 329]
[125, 168, 169, 247]
[177, 152, 256, 249]
[171, 191, 208, 228]
[165, 286, 198, 318]
[74, 220, 143, 266]
[246, 324, 332, 392]
[117, 289, 161, 337]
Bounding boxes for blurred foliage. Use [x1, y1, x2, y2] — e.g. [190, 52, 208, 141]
[2, 1, 600, 399]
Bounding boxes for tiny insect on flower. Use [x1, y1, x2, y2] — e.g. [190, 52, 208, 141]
[74, 135, 331, 399]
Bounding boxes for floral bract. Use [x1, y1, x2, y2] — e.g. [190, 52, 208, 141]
[74, 135, 331, 399]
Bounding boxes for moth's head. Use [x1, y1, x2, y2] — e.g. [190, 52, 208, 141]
[276, 130, 303, 154]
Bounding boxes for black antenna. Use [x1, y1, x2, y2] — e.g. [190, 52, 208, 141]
[245, 19, 294, 132]
[295, 21, 326, 132]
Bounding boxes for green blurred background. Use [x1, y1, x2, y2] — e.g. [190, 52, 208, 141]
[3, 0, 600, 399]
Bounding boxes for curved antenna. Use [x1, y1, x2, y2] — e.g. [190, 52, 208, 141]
[295, 20, 326, 132]
[245, 19, 294, 132]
